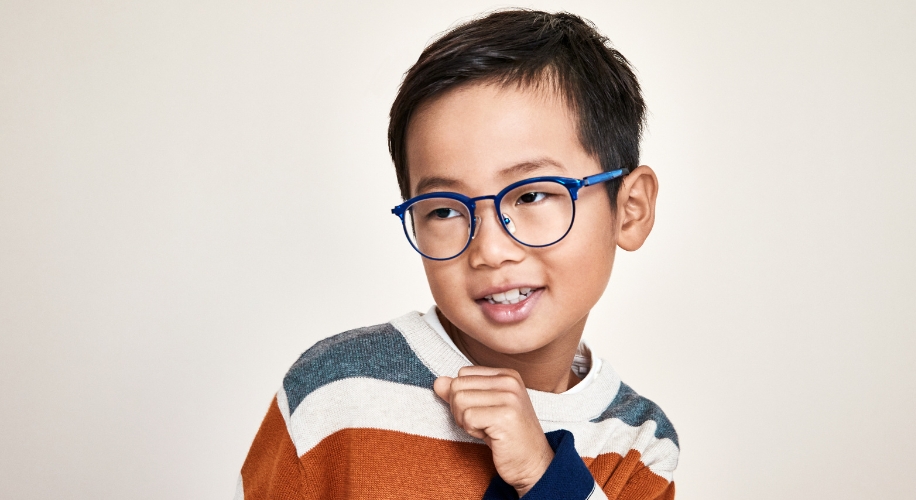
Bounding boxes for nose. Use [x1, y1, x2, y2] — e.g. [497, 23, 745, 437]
[467, 203, 526, 268]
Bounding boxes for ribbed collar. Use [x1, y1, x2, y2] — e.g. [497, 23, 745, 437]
[390, 311, 621, 423]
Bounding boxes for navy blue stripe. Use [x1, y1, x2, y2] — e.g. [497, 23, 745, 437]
[283, 323, 436, 415]
[590, 382, 679, 448]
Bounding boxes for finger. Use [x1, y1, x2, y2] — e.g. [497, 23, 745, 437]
[451, 389, 517, 413]
[449, 389, 516, 428]
[433, 376, 453, 401]
[460, 405, 516, 441]
[464, 427, 488, 440]
[457, 366, 522, 380]
[449, 373, 523, 394]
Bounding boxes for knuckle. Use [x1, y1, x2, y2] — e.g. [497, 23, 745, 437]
[496, 411, 514, 428]
[461, 407, 479, 428]
[501, 390, 520, 406]
[449, 377, 467, 393]
[496, 375, 521, 391]
[451, 390, 469, 408]
[458, 366, 485, 377]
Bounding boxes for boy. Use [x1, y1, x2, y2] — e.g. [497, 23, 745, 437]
[237, 9, 678, 500]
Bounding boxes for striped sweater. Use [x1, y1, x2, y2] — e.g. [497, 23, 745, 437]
[236, 311, 679, 499]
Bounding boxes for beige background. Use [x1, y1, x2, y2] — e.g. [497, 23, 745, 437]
[1, 0, 914, 498]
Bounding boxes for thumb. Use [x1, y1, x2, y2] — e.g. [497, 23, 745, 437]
[433, 376, 453, 401]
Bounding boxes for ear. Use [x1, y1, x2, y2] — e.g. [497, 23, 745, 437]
[616, 165, 658, 251]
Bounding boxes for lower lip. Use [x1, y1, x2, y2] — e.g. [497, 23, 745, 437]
[476, 288, 543, 324]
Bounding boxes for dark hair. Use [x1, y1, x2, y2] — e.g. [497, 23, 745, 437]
[388, 9, 646, 205]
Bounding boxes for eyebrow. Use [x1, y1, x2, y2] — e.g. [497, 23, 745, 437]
[412, 158, 568, 195]
[498, 157, 567, 177]
[414, 176, 462, 195]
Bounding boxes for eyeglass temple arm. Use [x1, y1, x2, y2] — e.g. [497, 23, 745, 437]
[582, 168, 629, 187]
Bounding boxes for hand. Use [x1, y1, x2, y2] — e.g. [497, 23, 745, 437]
[433, 366, 554, 497]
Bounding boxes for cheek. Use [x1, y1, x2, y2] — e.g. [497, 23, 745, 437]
[421, 259, 465, 307]
[551, 242, 614, 300]
[550, 205, 616, 302]
[580, 196, 617, 259]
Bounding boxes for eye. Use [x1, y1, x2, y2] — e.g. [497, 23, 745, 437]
[427, 207, 463, 219]
[517, 191, 548, 205]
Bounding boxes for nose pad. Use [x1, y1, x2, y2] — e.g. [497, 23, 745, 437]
[471, 216, 481, 239]
[501, 213, 517, 235]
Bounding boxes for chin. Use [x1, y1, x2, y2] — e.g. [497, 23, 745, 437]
[471, 327, 555, 355]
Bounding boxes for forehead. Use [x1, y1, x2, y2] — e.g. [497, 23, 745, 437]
[405, 82, 598, 196]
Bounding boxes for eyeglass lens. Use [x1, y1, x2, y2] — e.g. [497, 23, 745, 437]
[404, 180, 575, 259]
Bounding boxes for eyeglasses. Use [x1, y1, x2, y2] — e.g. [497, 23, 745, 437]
[391, 168, 628, 260]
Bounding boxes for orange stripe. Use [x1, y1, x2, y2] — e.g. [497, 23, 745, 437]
[299, 428, 495, 499]
[241, 397, 308, 499]
[242, 409, 673, 499]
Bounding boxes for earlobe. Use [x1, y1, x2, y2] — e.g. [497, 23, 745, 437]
[616, 165, 658, 251]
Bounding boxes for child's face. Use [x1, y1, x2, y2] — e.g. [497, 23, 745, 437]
[406, 83, 618, 355]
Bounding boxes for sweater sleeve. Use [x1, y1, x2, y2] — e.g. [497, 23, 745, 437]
[482, 430, 674, 500]
[237, 396, 311, 500]
[482, 430, 600, 500]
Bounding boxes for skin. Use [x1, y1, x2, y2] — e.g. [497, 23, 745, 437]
[406, 82, 658, 496]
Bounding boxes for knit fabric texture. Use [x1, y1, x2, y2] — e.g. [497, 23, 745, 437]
[236, 311, 679, 499]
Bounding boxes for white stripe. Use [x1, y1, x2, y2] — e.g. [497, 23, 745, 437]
[233, 474, 244, 500]
[284, 377, 677, 480]
[636, 432, 679, 480]
[287, 377, 480, 457]
[540, 418, 678, 481]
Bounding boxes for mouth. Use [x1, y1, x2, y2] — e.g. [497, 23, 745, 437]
[482, 287, 538, 305]
[475, 286, 544, 324]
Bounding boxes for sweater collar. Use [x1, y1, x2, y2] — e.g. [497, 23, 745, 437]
[390, 310, 621, 423]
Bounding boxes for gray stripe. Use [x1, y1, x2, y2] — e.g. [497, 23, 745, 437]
[590, 382, 679, 448]
[283, 323, 436, 415]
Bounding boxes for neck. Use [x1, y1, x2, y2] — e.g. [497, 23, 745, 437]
[437, 309, 585, 394]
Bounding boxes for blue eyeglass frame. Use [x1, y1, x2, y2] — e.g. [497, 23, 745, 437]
[391, 168, 629, 260]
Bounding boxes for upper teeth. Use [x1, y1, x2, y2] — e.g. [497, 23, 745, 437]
[485, 287, 533, 305]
